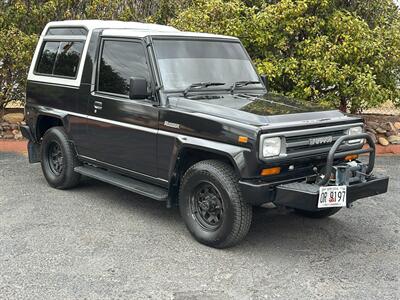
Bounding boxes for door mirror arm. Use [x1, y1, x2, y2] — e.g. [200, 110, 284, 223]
[260, 74, 268, 91]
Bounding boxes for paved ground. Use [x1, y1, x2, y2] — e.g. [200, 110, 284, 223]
[0, 153, 399, 299]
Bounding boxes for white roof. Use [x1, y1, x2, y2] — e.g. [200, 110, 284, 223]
[44, 20, 238, 40]
[101, 29, 238, 40]
[44, 20, 178, 34]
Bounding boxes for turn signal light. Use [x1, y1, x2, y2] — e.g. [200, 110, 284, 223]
[345, 154, 359, 161]
[238, 136, 248, 143]
[261, 167, 281, 176]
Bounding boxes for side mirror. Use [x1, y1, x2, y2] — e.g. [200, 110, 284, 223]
[260, 74, 268, 90]
[129, 77, 150, 100]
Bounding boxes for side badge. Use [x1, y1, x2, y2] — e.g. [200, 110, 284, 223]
[164, 121, 180, 129]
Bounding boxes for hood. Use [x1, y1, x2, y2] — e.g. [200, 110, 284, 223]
[169, 92, 345, 126]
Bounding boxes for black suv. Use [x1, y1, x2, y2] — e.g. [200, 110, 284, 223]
[21, 20, 388, 248]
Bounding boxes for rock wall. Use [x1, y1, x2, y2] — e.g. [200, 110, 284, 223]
[0, 113, 24, 140]
[363, 115, 400, 146]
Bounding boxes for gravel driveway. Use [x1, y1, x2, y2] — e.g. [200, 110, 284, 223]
[0, 153, 399, 299]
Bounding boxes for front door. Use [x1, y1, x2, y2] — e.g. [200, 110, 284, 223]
[85, 38, 158, 177]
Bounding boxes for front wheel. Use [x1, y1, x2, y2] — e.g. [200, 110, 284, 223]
[40, 127, 81, 189]
[293, 207, 342, 219]
[179, 160, 252, 248]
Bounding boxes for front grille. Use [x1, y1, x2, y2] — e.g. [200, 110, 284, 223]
[285, 129, 345, 154]
[260, 123, 364, 161]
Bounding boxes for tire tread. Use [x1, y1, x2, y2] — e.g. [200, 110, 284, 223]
[41, 126, 81, 189]
[180, 160, 252, 248]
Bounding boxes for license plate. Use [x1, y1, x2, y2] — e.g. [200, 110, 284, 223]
[318, 186, 347, 208]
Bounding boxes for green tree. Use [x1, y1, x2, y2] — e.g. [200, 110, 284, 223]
[0, 22, 37, 109]
[0, 0, 190, 109]
[172, 0, 400, 112]
[1, 0, 400, 112]
[170, 0, 255, 49]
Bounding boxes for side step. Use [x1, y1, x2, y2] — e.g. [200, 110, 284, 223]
[74, 166, 168, 201]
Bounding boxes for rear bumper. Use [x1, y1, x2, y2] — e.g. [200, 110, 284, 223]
[239, 175, 389, 210]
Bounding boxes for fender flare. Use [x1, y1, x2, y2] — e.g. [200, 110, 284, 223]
[166, 133, 251, 185]
[31, 107, 72, 141]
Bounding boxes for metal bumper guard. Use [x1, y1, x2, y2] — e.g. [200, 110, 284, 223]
[274, 133, 388, 211]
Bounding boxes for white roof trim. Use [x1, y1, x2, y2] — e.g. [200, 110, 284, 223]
[101, 29, 238, 40]
[41, 20, 179, 32]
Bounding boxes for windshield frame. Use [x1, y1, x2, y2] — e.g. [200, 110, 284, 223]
[150, 36, 266, 95]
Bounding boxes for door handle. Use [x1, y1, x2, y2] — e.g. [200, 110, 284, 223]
[93, 101, 103, 111]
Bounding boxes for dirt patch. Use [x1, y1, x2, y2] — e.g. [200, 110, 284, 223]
[0, 107, 24, 119]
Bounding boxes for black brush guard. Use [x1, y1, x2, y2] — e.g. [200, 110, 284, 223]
[274, 133, 389, 211]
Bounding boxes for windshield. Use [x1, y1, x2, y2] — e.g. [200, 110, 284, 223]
[153, 39, 263, 91]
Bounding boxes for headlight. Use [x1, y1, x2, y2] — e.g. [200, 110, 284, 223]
[262, 137, 282, 157]
[347, 126, 364, 144]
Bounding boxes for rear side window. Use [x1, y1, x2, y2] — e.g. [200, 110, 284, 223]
[35, 41, 84, 78]
[36, 42, 59, 74]
[53, 42, 84, 77]
[98, 40, 149, 95]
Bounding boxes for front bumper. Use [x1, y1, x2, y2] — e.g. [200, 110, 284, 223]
[239, 175, 389, 209]
[274, 175, 388, 211]
[239, 133, 389, 210]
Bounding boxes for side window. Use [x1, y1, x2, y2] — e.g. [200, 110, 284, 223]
[98, 40, 149, 96]
[36, 42, 60, 75]
[53, 41, 84, 77]
[35, 41, 84, 78]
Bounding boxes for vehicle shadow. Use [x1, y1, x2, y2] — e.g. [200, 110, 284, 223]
[73, 177, 385, 254]
[74, 176, 182, 222]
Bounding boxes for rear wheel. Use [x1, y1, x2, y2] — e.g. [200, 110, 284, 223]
[293, 207, 341, 219]
[40, 127, 81, 189]
[179, 160, 252, 248]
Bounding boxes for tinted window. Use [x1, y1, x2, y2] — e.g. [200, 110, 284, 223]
[35, 41, 84, 78]
[153, 39, 260, 90]
[53, 41, 84, 77]
[154, 40, 248, 60]
[98, 40, 149, 95]
[36, 42, 59, 74]
[47, 27, 87, 36]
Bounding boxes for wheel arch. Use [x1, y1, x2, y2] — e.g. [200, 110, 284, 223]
[35, 114, 65, 141]
[167, 140, 250, 205]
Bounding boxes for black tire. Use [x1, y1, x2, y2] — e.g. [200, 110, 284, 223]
[40, 126, 81, 189]
[293, 207, 342, 219]
[179, 160, 252, 248]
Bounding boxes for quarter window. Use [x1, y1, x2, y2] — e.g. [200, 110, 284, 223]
[36, 42, 59, 75]
[53, 42, 84, 77]
[35, 41, 84, 78]
[98, 40, 149, 95]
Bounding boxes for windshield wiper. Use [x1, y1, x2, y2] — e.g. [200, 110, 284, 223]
[230, 80, 261, 94]
[183, 82, 225, 97]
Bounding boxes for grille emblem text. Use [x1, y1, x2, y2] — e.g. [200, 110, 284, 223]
[309, 136, 333, 146]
